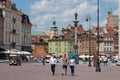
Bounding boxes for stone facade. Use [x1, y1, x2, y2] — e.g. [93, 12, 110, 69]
[0, 0, 32, 51]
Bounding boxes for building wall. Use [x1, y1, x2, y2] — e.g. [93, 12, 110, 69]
[48, 39, 74, 56]
[105, 10, 117, 56]
[0, 14, 4, 46]
[79, 32, 97, 55]
[0, 1, 32, 51]
[32, 43, 48, 58]
[21, 23, 31, 46]
[119, 0, 120, 59]
[31, 32, 49, 58]
[3, 7, 22, 50]
[99, 42, 104, 54]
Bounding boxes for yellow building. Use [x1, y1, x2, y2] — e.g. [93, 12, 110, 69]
[78, 31, 97, 55]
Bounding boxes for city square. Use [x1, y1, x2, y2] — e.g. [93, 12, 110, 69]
[0, 62, 120, 80]
[0, 0, 119, 80]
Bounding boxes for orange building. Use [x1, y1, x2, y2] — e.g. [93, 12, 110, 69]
[78, 31, 97, 55]
[31, 31, 49, 58]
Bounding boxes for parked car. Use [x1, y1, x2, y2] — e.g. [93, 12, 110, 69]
[9, 54, 21, 66]
[116, 60, 120, 66]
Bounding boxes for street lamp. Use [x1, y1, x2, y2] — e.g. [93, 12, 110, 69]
[86, 16, 92, 67]
[73, 13, 79, 54]
[96, 0, 101, 72]
[32, 25, 37, 58]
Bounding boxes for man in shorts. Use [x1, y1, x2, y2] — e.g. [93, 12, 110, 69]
[61, 54, 68, 75]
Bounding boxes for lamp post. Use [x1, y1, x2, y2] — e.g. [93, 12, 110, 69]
[73, 13, 79, 54]
[96, 0, 101, 72]
[86, 16, 92, 67]
[32, 25, 37, 58]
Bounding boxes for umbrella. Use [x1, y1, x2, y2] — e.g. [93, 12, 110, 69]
[3, 49, 20, 54]
[79, 55, 86, 58]
[19, 51, 32, 55]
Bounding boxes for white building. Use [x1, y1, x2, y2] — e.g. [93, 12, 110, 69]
[0, 0, 32, 52]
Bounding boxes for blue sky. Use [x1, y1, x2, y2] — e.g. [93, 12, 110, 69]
[11, 0, 118, 32]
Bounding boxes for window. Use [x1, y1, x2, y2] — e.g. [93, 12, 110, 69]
[58, 42, 60, 46]
[56, 48, 57, 51]
[64, 48, 66, 52]
[50, 48, 51, 52]
[107, 48, 109, 51]
[110, 43, 112, 46]
[110, 48, 112, 51]
[104, 48, 106, 52]
[80, 45, 82, 48]
[70, 42, 72, 46]
[59, 48, 61, 52]
[56, 42, 57, 45]
[104, 42, 106, 46]
[13, 17, 16, 23]
[64, 42, 66, 46]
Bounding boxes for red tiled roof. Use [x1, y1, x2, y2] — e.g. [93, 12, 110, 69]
[106, 27, 115, 36]
[77, 25, 85, 34]
[63, 24, 85, 39]
[64, 33, 73, 39]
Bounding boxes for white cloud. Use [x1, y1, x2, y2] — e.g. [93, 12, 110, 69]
[102, 0, 118, 2]
[100, 19, 107, 27]
[113, 8, 118, 15]
[30, 0, 117, 32]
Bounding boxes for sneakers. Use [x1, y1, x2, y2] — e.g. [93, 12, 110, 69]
[61, 73, 67, 76]
[52, 72, 55, 76]
[71, 73, 74, 76]
[65, 73, 67, 75]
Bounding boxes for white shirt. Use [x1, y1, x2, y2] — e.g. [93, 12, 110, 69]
[69, 59, 75, 66]
[49, 57, 57, 64]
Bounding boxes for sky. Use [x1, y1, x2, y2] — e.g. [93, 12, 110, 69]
[11, 0, 118, 33]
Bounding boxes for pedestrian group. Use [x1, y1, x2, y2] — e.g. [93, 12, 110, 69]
[49, 54, 75, 76]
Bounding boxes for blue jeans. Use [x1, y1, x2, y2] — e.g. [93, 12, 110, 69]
[70, 65, 74, 74]
[51, 64, 56, 75]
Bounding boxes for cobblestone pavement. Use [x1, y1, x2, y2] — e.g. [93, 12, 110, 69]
[0, 62, 120, 80]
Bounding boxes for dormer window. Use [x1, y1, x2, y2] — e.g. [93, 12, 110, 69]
[39, 39, 43, 42]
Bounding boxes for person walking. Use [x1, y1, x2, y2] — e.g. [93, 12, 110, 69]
[61, 54, 68, 75]
[103, 56, 108, 66]
[16, 56, 21, 66]
[49, 56, 57, 76]
[42, 57, 45, 65]
[69, 57, 75, 76]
